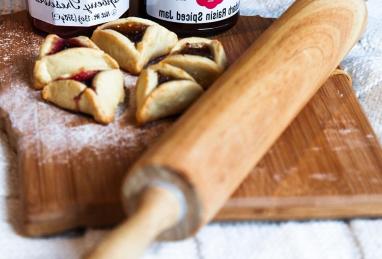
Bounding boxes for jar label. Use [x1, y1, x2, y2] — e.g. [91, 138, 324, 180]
[27, 0, 129, 27]
[146, 0, 240, 24]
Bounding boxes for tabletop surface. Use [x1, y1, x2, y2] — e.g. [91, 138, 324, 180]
[0, 0, 381, 259]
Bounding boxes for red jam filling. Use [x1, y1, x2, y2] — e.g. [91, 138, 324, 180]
[157, 72, 177, 85]
[177, 43, 214, 60]
[106, 23, 149, 44]
[67, 70, 99, 110]
[47, 37, 88, 56]
[146, 55, 167, 67]
[69, 70, 99, 87]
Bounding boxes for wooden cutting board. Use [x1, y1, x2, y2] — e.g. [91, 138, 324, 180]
[0, 12, 381, 237]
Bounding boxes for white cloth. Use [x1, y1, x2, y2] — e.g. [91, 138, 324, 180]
[1, 0, 382, 258]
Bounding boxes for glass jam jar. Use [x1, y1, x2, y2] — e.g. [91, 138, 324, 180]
[142, 0, 240, 36]
[27, 0, 130, 37]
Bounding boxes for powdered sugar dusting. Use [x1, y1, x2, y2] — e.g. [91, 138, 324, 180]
[0, 13, 171, 166]
[5, 79, 170, 165]
[310, 173, 338, 182]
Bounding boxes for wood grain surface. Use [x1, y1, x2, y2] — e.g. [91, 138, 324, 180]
[121, 0, 367, 243]
[0, 11, 381, 237]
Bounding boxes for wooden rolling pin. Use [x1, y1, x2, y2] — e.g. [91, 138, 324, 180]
[88, 0, 367, 258]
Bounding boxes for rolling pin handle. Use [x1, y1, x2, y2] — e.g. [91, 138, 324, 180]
[86, 185, 183, 259]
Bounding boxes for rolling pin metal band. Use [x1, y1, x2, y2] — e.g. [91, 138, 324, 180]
[122, 166, 202, 240]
